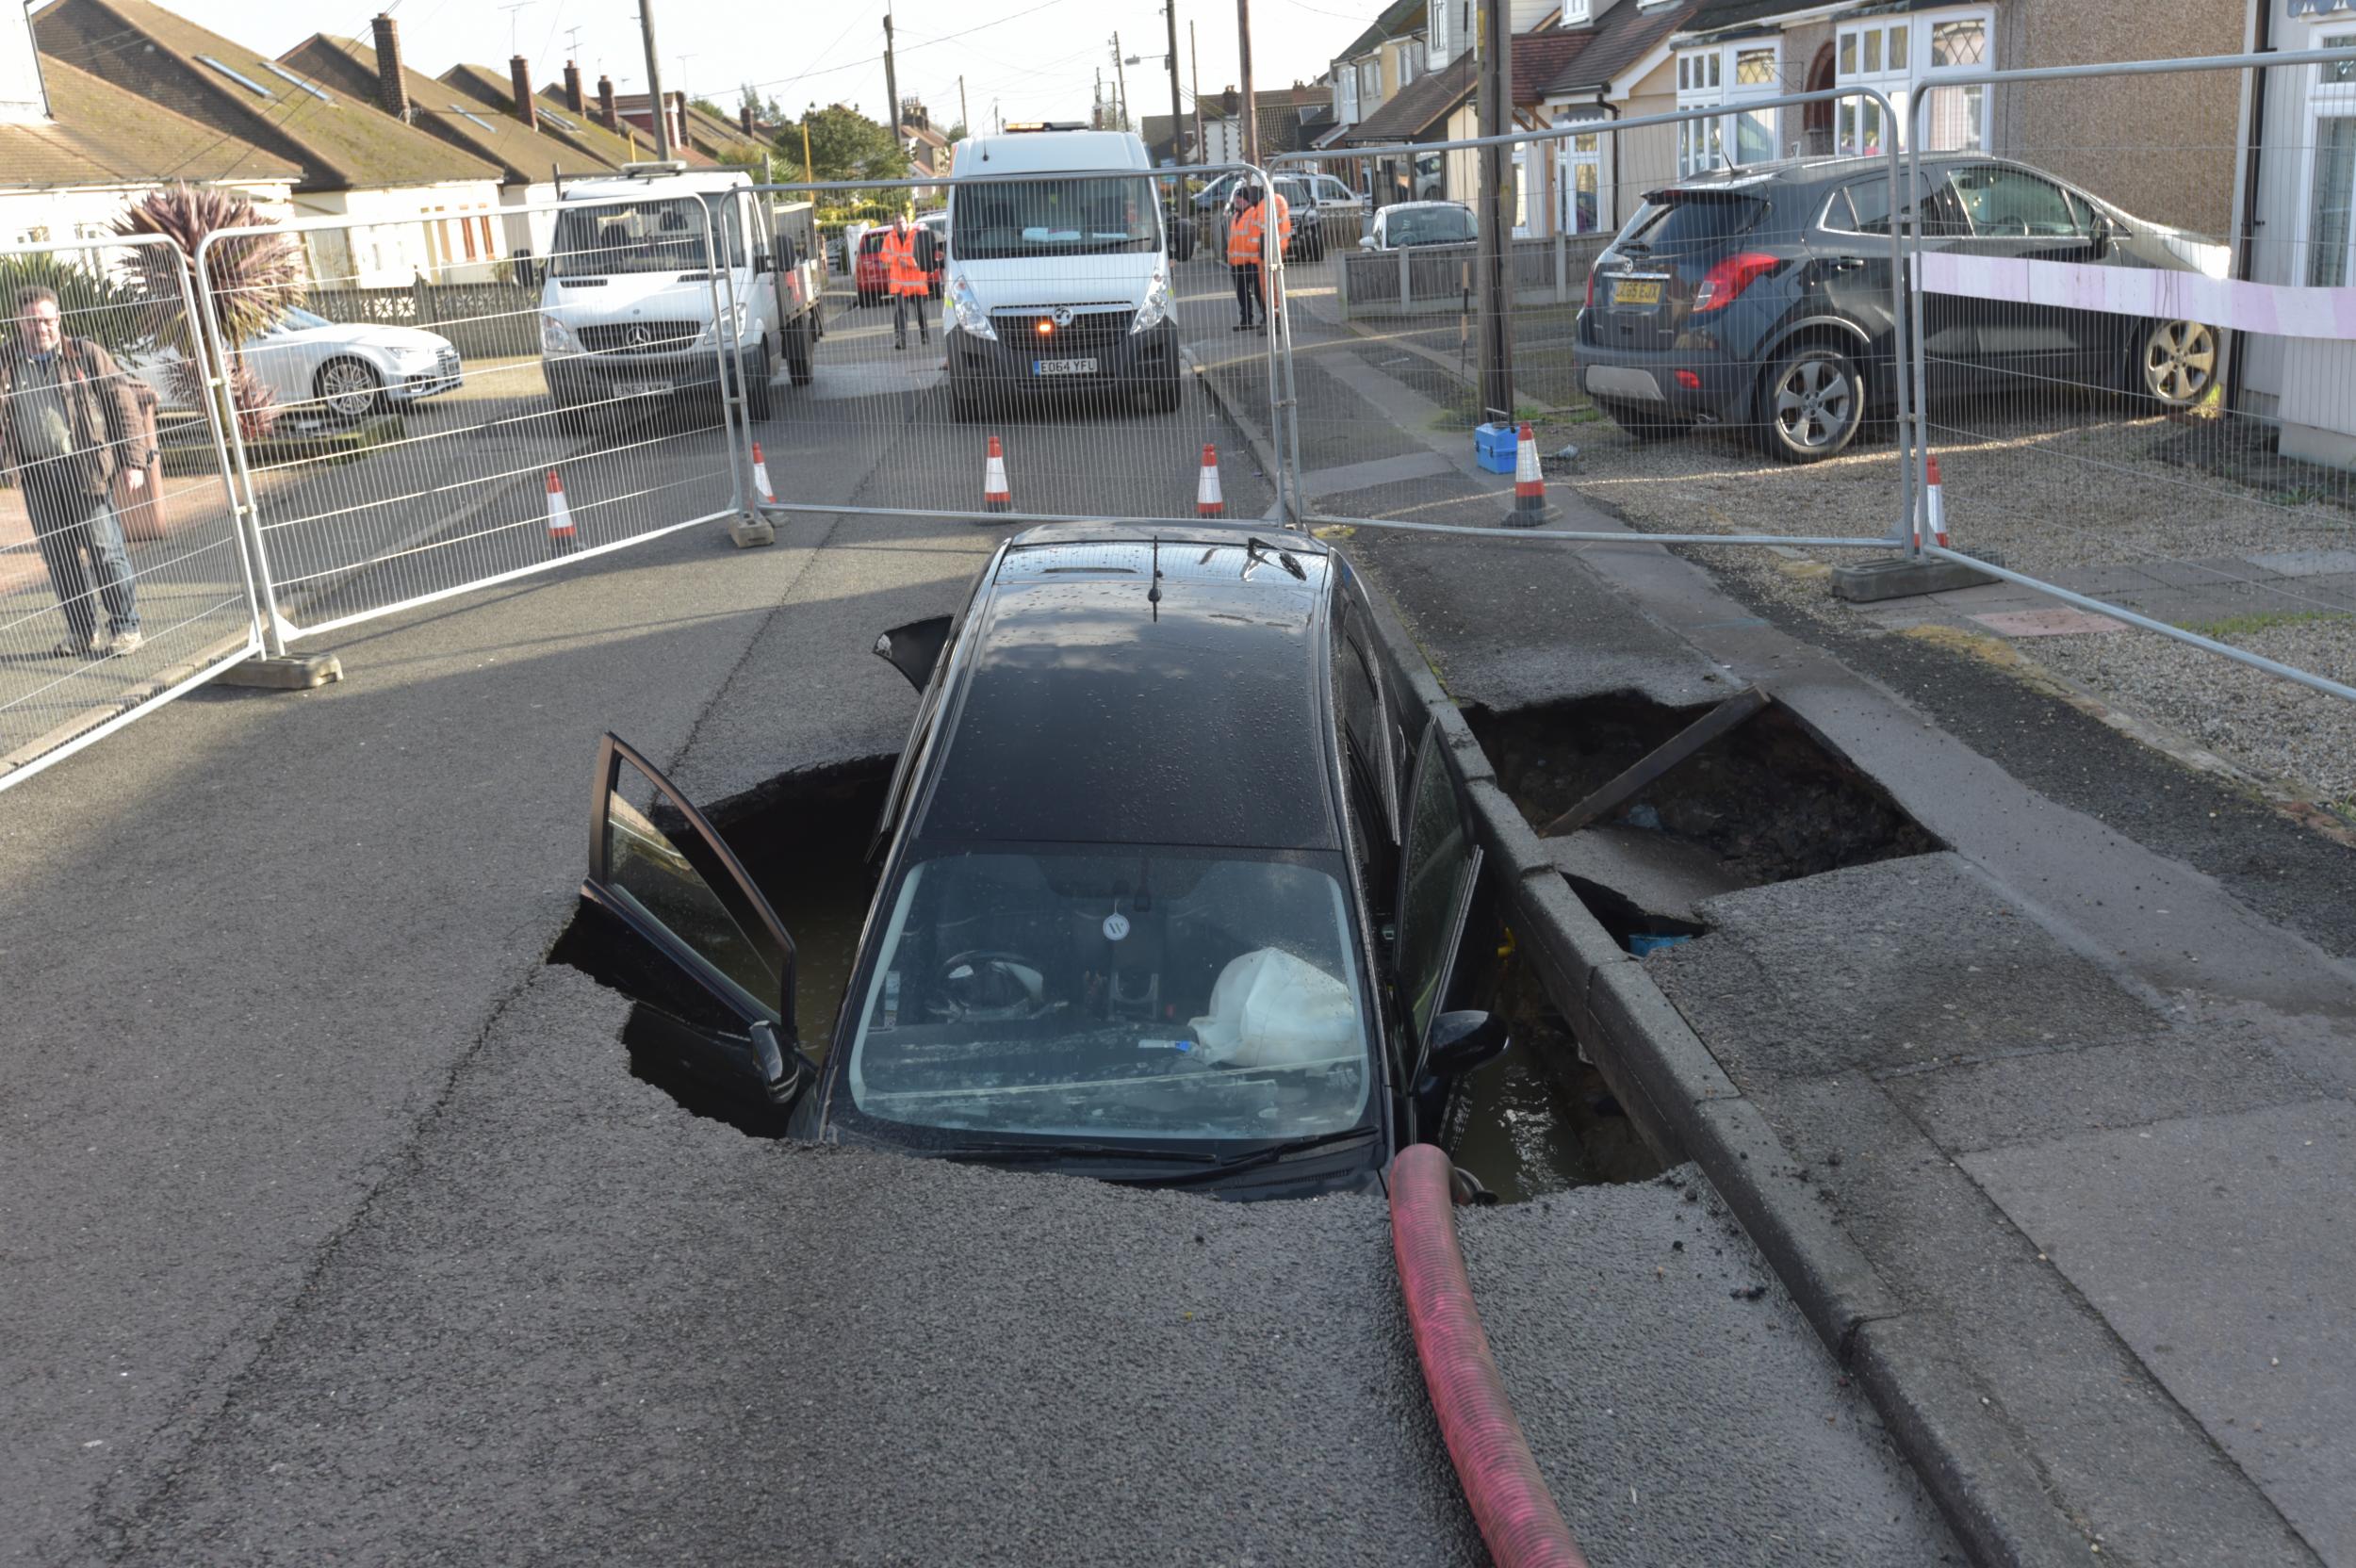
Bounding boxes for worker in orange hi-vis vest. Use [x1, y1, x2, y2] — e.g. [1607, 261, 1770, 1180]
[879, 209, 936, 351]
[1225, 185, 1292, 335]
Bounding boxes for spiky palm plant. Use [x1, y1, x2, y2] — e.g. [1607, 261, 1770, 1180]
[114, 184, 306, 437]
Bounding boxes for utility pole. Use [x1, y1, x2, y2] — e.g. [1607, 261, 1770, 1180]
[636, 2, 672, 159]
[1111, 33, 1131, 132]
[1165, 3, 1184, 163]
[882, 4, 902, 177]
[958, 74, 969, 135]
[801, 117, 814, 183]
[1189, 20, 1203, 163]
[1235, 0, 1258, 171]
[1475, 0, 1513, 424]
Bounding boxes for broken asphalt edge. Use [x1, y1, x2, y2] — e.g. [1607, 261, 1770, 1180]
[1350, 572, 2092, 1568]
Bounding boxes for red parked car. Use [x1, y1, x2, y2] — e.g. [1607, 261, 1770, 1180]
[854, 215, 946, 306]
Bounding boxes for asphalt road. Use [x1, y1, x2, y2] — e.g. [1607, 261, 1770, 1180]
[0, 250, 1965, 1566]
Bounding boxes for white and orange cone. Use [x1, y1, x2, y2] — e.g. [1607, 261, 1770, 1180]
[1507, 420, 1549, 527]
[1195, 443, 1225, 517]
[545, 468, 576, 552]
[751, 441, 776, 506]
[1922, 451, 1949, 548]
[982, 435, 1011, 515]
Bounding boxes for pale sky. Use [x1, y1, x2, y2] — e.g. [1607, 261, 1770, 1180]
[158, 0, 1361, 132]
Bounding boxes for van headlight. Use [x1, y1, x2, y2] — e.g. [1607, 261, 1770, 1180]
[946, 274, 997, 340]
[1131, 267, 1170, 335]
[541, 314, 579, 354]
[700, 300, 749, 344]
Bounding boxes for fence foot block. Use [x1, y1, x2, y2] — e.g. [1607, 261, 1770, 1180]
[216, 651, 342, 691]
[1831, 551, 2004, 603]
[729, 515, 777, 549]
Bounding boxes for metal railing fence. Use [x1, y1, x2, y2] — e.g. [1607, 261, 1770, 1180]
[0, 233, 261, 792]
[733, 165, 1292, 531]
[194, 189, 751, 648]
[1271, 89, 1925, 548]
[1900, 45, 2356, 706]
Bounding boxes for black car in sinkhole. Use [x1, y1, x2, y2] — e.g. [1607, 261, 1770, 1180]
[572, 523, 1508, 1200]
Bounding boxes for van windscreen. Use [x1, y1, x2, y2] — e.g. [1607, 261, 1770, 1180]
[951, 176, 1159, 261]
[548, 195, 740, 276]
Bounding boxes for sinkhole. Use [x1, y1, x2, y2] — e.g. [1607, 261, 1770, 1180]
[548, 750, 1659, 1200]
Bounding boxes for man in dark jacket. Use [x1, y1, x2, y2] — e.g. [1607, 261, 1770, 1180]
[3, 286, 147, 659]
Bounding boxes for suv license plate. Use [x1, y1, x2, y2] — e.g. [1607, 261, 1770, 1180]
[1034, 358, 1099, 376]
[616, 381, 673, 398]
[1612, 279, 1663, 307]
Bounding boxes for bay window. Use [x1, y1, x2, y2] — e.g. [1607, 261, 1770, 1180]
[1676, 40, 1781, 176]
[1835, 8, 1988, 155]
[1556, 117, 1604, 235]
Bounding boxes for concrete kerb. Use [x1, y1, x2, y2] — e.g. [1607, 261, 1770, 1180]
[1350, 565, 2084, 1568]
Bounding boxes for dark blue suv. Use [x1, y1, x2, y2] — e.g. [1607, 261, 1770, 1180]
[574, 525, 1508, 1200]
[1577, 154, 2224, 462]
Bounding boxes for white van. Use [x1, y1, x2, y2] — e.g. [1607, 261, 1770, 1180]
[537, 165, 779, 424]
[941, 129, 1180, 416]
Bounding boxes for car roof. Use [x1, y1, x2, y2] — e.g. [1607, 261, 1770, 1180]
[1385, 200, 1471, 212]
[913, 527, 1341, 854]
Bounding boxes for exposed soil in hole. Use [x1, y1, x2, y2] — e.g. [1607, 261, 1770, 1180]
[1466, 694, 1940, 895]
[1442, 959, 1663, 1200]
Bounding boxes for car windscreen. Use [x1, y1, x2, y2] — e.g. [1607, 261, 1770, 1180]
[1386, 206, 1474, 247]
[950, 176, 1160, 261]
[843, 845, 1371, 1143]
[1616, 190, 1767, 255]
[548, 195, 739, 276]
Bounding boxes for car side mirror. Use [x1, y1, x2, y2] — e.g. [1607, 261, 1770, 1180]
[1359, 235, 1378, 251]
[753, 253, 774, 274]
[1423, 1010, 1509, 1080]
[2088, 212, 2116, 254]
[874, 614, 953, 693]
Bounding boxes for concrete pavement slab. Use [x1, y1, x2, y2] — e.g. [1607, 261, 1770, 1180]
[1965, 1101, 2356, 1567]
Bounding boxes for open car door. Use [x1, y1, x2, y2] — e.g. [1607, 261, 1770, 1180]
[1393, 723, 1506, 1135]
[581, 733, 810, 1109]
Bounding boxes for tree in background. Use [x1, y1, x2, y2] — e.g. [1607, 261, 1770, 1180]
[788, 104, 906, 183]
[943, 122, 968, 144]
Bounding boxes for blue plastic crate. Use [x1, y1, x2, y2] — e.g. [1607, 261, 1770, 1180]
[1474, 421, 1518, 476]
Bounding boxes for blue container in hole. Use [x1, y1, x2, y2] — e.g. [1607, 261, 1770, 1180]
[1626, 932, 1693, 958]
[1474, 421, 1518, 475]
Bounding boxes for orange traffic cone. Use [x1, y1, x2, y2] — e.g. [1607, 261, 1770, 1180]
[545, 468, 576, 552]
[1507, 420, 1549, 527]
[751, 441, 776, 506]
[1196, 443, 1224, 517]
[982, 435, 1011, 515]
[1922, 451, 1949, 548]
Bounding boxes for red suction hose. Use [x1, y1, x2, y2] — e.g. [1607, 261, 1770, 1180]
[1390, 1142, 1590, 1568]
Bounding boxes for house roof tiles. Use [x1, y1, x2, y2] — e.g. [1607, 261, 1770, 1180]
[0, 54, 303, 192]
[32, 0, 499, 192]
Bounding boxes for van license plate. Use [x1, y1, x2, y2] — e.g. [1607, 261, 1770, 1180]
[1612, 278, 1663, 307]
[1034, 358, 1099, 376]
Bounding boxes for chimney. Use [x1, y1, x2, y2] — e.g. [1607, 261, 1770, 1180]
[370, 13, 409, 121]
[597, 74, 617, 129]
[508, 56, 538, 130]
[1221, 86, 1238, 116]
[670, 90, 686, 145]
[562, 60, 584, 114]
[739, 105, 755, 136]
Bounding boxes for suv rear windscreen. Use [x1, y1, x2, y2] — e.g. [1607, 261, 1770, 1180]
[951, 176, 1161, 261]
[1615, 191, 1767, 255]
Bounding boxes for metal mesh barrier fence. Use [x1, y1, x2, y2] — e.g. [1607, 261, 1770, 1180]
[741, 168, 1284, 529]
[198, 188, 748, 644]
[1899, 48, 2356, 719]
[1274, 92, 1922, 548]
[0, 235, 258, 792]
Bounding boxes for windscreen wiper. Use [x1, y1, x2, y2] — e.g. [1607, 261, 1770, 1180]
[1241, 536, 1306, 581]
[1141, 1124, 1382, 1184]
[927, 1140, 1219, 1167]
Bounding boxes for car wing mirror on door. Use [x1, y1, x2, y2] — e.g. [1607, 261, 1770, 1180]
[874, 615, 953, 693]
[1422, 1010, 1509, 1080]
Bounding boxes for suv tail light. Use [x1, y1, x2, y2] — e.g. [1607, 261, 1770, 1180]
[1692, 252, 1780, 313]
[1584, 266, 1596, 310]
